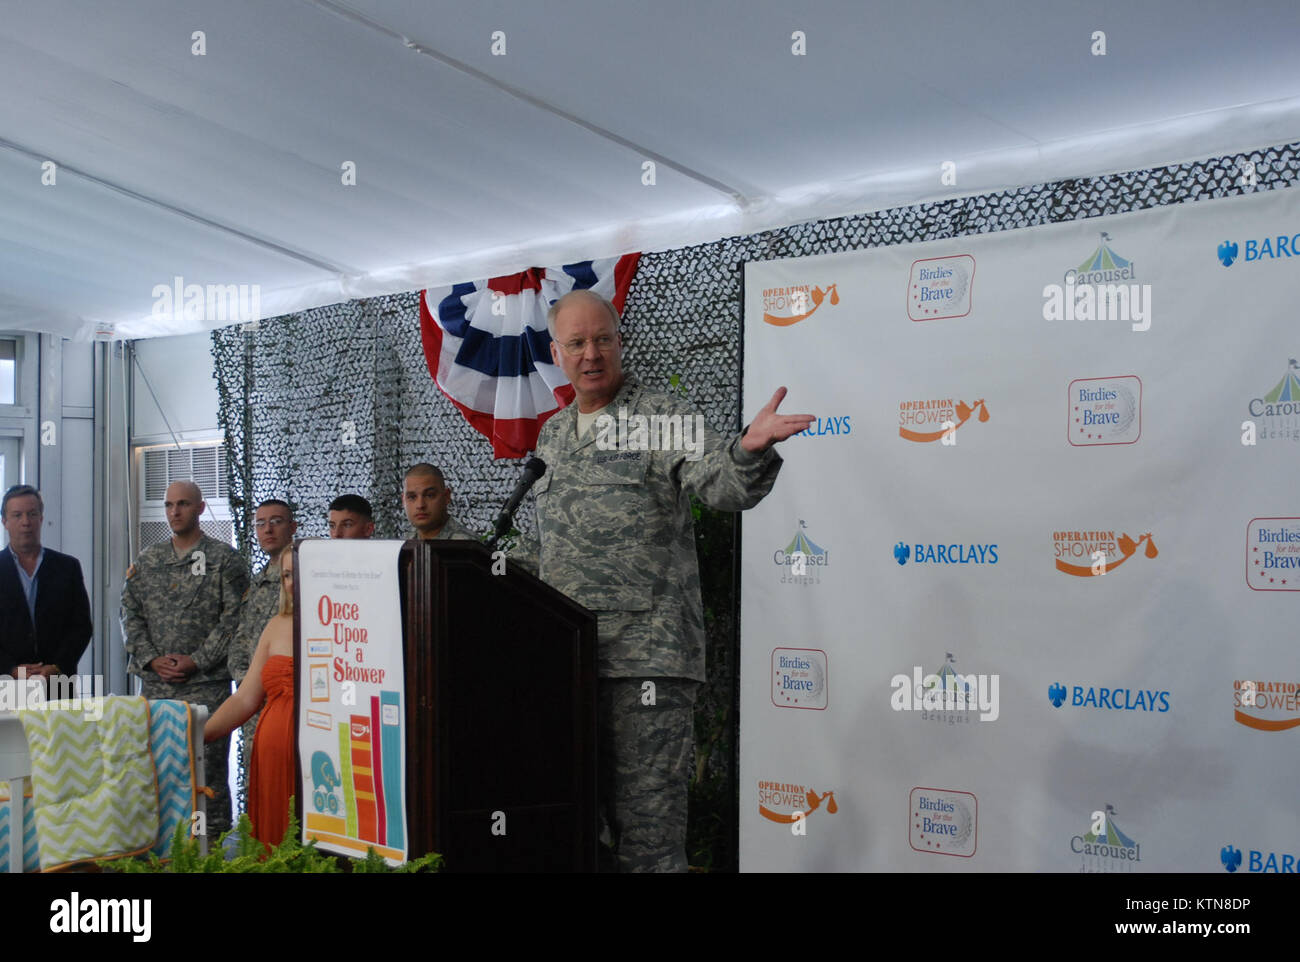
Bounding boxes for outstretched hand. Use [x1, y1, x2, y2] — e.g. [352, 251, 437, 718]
[741, 387, 814, 452]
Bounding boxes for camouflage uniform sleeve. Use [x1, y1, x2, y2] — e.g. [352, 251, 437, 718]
[121, 563, 162, 678]
[228, 586, 256, 682]
[190, 548, 249, 675]
[668, 395, 783, 511]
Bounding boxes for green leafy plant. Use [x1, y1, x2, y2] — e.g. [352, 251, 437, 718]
[106, 802, 443, 874]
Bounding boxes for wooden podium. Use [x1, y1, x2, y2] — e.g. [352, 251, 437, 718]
[399, 539, 597, 872]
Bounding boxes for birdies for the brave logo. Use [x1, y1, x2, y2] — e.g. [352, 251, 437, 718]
[761, 283, 839, 327]
[771, 648, 828, 710]
[1053, 528, 1157, 577]
[1246, 517, 1300, 591]
[1068, 376, 1141, 446]
[908, 255, 975, 321]
[909, 788, 977, 857]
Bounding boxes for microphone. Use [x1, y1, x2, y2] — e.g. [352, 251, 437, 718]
[488, 457, 546, 549]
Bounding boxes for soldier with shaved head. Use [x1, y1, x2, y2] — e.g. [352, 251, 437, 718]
[121, 479, 248, 836]
[402, 463, 477, 541]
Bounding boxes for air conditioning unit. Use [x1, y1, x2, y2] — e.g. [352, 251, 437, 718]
[135, 442, 236, 551]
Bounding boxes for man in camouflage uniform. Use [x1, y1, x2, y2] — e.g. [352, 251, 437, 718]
[122, 480, 248, 837]
[534, 290, 812, 872]
[228, 499, 297, 808]
[402, 464, 478, 540]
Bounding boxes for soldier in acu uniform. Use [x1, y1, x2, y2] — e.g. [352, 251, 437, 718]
[228, 498, 297, 809]
[402, 464, 478, 541]
[534, 290, 812, 872]
[121, 480, 248, 837]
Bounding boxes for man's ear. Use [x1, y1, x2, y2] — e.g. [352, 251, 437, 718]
[550, 340, 560, 366]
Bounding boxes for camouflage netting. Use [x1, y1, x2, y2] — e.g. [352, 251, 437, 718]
[213, 141, 1300, 864]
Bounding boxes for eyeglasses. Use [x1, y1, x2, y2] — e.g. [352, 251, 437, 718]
[254, 518, 289, 529]
[558, 334, 617, 357]
[4, 510, 41, 522]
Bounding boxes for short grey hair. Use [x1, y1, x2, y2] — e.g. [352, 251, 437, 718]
[546, 289, 622, 341]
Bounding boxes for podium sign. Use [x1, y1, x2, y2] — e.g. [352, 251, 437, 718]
[295, 540, 408, 864]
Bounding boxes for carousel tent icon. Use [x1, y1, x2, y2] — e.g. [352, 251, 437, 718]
[1075, 232, 1131, 275]
[1263, 360, 1300, 402]
[1085, 805, 1137, 849]
[784, 525, 825, 559]
[934, 655, 972, 693]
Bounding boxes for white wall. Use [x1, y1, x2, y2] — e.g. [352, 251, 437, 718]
[130, 331, 222, 444]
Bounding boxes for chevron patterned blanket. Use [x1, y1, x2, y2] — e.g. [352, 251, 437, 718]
[3, 696, 198, 871]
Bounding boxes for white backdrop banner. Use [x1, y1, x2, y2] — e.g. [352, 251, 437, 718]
[296, 539, 407, 864]
[740, 185, 1300, 872]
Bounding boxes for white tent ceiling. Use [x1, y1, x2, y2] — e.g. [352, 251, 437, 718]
[3, 0, 1300, 340]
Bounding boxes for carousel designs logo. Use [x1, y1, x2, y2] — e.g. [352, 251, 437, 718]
[771, 648, 828, 710]
[907, 254, 975, 321]
[1071, 804, 1142, 873]
[1053, 528, 1157, 577]
[890, 654, 1000, 723]
[898, 396, 990, 443]
[1246, 360, 1300, 443]
[1068, 376, 1141, 445]
[761, 282, 839, 327]
[1247, 518, 1300, 591]
[757, 779, 838, 825]
[1233, 678, 1300, 731]
[1042, 233, 1151, 331]
[773, 521, 828, 585]
[909, 787, 977, 857]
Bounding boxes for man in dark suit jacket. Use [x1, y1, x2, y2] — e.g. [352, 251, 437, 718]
[0, 484, 93, 679]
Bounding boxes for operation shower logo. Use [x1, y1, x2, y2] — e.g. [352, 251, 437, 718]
[757, 779, 839, 826]
[761, 282, 840, 327]
[898, 395, 990, 443]
[1233, 676, 1300, 732]
[1053, 527, 1157, 577]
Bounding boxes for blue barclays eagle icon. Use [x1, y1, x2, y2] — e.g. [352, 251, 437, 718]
[1048, 682, 1067, 708]
[1221, 845, 1243, 873]
[894, 542, 910, 565]
[1218, 240, 1239, 267]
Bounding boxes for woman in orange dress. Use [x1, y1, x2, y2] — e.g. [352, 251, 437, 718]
[205, 544, 296, 848]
